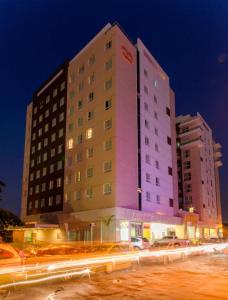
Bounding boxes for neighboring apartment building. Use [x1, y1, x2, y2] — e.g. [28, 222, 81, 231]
[20, 23, 222, 244]
[176, 113, 223, 238]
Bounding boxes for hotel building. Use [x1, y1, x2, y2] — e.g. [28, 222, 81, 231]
[19, 23, 221, 243]
[176, 113, 223, 238]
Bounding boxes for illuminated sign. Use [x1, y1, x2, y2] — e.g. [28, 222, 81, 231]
[121, 46, 133, 64]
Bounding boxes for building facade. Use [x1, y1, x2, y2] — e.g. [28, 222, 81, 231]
[20, 23, 222, 243]
[176, 113, 223, 238]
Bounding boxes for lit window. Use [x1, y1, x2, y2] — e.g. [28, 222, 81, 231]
[57, 177, 62, 187]
[58, 144, 63, 154]
[29, 187, 33, 195]
[35, 185, 39, 194]
[45, 109, 49, 118]
[42, 167, 47, 176]
[39, 114, 43, 123]
[34, 106, 37, 114]
[76, 171, 81, 182]
[153, 79, 158, 88]
[46, 95, 50, 104]
[57, 160, 63, 170]
[31, 160, 34, 168]
[49, 180, 54, 190]
[59, 112, 64, 122]
[30, 173, 34, 181]
[52, 118, 57, 127]
[48, 196, 53, 206]
[32, 133, 36, 141]
[51, 133, 56, 142]
[52, 103, 57, 112]
[31, 146, 35, 154]
[36, 170, 40, 179]
[50, 164, 54, 174]
[60, 97, 65, 107]
[68, 138, 74, 149]
[53, 88, 58, 97]
[33, 120, 37, 128]
[60, 81, 65, 91]
[44, 123, 49, 132]
[86, 128, 93, 139]
[103, 183, 112, 195]
[58, 128, 64, 138]
[41, 183, 46, 192]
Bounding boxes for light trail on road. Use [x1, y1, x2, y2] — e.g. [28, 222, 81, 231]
[0, 243, 227, 290]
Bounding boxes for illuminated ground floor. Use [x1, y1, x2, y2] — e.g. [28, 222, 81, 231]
[14, 207, 221, 244]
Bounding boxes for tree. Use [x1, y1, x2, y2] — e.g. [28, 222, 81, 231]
[100, 215, 115, 243]
[0, 209, 24, 242]
[0, 181, 5, 201]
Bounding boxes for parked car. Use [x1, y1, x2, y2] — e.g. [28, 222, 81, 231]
[130, 237, 151, 250]
[0, 243, 21, 266]
[153, 236, 190, 247]
[35, 245, 78, 256]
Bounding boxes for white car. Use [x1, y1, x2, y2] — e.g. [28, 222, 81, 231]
[0, 243, 21, 266]
[130, 237, 151, 250]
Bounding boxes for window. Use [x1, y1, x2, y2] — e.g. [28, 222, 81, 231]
[156, 195, 160, 204]
[46, 95, 50, 104]
[154, 111, 158, 119]
[167, 136, 172, 145]
[53, 88, 58, 97]
[31, 146, 35, 154]
[87, 168, 93, 178]
[58, 144, 63, 154]
[50, 164, 54, 174]
[77, 117, 83, 127]
[86, 128, 93, 139]
[41, 198, 45, 208]
[37, 142, 42, 151]
[51, 133, 56, 143]
[52, 103, 57, 112]
[35, 185, 39, 194]
[103, 183, 112, 194]
[184, 161, 191, 169]
[155, 160, 159, 169]
[39, 114, 43, 123]
[79, 81, 84, 92]
[166, 107, 171, 116]
[38, 128, 42, 137]
[58, 128, 64, 138]
[56, 194, 61, 205]
[154, 95, 157, 103]
[153, 79, 158, 88]
[184, 172, 191, 181]
[41, 183, 46, 192]
[105, 79, 112, 90]
[44, 123, 49, 133]
[75, 191, 81, 201]
[185, 184, 192, 193]
[183, 150, 190, 158]
[104, 161, 112, 172]
[49, 180, 54, 190]
[67, 138, 74, 149]
[33, 120, 37, 128]
[88, 92, 94, 102]
[144, 86, 148, 94]
[76, 152, 82, 162]
[86, 187, 93, 198]
[29, 187, 33, 195]
[43, 152, 47, 161]
[144, 69, 148, 77]
[57, 160, 63, 170]
[78, 99, 83, 110]
[146, 173, 151, 183]
[145, 120, 149, 128]
[104, 99, 112, 110]
[42, 167, 47, 176]
[155, 144, 159, 152]
[104, 139, 112, 151]
[154, 128, 158, 136]
[145, 154, 150, 164]
[88, 73, 95, 84]
[30, 173, 34, 181]
[52, 118, 57, 127]
[35, 200, 39, 209]
[146, 192, 151, 202]
[155, 177, 160, 186]
[57, 177, 62, 187]
[34, 106, 37, 114]
[168, 167, 173, 176]
[48, 196, 53, 206]
[31, 160, 34, 168]
[79, 64, 84, 74]
[32, 132, 36, 141]
[105, 40, 112, 50]
[69, 106, 74, 116]
[105, 59, 112, 70]
[88, 55, 95, 65]
[45, 109, 49, 118]
[66, 175, 72, 185]
[76, 171, 81, 182]
[60, 97, 65, 107]
[144, 102, 149, 111]
[37, 156, 41, 164]
[145, 137, 149, 145]
[36, 170, 40, 179]
[68, 123, 74, 132]
[87, 111, 94, 120]
[87, 147, 94, 158]
[28, 201, 32, 210]
[104, 119, 112, 130]
[60, 81, 65, 91]
[59, 112, 64, 122]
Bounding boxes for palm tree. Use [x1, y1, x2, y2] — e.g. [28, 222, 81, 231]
[100, 215, 115, 243]
[0, 181, 5, 201]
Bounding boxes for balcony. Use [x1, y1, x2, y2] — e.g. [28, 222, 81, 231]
[178, 126, 201, 138]
[180, 137, 204, 149]
[214, 143, 222, 151]
[214, 151, 222, 159]
[215, 160, 223, 168]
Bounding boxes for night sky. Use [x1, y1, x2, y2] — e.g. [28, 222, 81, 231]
[0, 1, 227, 221]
